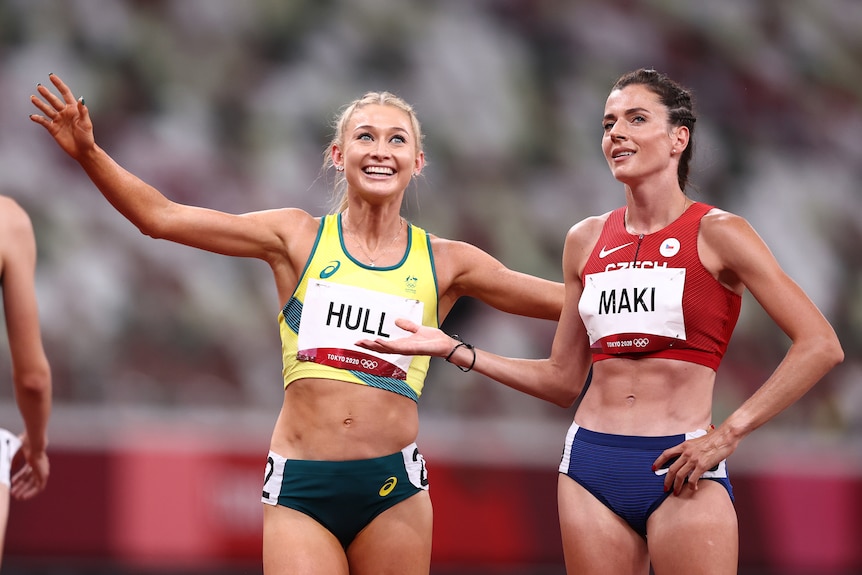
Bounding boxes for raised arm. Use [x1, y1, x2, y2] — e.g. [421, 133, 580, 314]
[29, 74, 306, 264]
[0, 198, 52, 500]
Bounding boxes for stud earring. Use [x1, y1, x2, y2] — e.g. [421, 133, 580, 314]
[335, 165, 344, 172]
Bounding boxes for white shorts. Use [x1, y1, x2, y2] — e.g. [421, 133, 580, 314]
[0, 429, 22, 488]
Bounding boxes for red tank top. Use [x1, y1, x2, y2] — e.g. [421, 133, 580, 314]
[578, 202, 741, 371]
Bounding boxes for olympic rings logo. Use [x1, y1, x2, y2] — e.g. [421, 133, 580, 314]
[360, 359, 379, 370]
[632, 338, 649, 348]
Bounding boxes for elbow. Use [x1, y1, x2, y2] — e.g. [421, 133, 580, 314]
[137, 219, 165, 240]
[552, 388, 581, 409]
[541, 362, 589, 408]
[16, 368, 52, 397]
[554, 397, 577, 409]
[549, 375, 587, 408]
[825, 336, 844, 370]
[805, 332, 845, 378]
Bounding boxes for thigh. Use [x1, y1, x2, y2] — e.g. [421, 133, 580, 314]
[263, 504, 348, 575]
[558, 474, 650, 575]
[647, 480, 738, 575]
[347, 490, 433, 575]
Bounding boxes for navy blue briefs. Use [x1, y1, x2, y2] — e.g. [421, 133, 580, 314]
[558, 422, 733, 538]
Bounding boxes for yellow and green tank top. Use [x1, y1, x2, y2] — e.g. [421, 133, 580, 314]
[279, 213, 439, 401]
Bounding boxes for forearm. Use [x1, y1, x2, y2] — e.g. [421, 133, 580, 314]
[77, 145, 173, 236]
[721, 335, 843, 441]
[14, 370, 52, 453]
[445, 343, 586, 408]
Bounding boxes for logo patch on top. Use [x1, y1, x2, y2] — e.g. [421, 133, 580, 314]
[320, 260, 341, 278]
[404, 275, 418, 294]
[659, 238, 680, 258]
[599, 243, 634, 258]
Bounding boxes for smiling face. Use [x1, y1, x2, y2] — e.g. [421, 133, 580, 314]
[332, 103, 424, 205]
[601, 84, 688, 189]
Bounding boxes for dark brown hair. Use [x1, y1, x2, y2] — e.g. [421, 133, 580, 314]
[612, 69, 696, 191]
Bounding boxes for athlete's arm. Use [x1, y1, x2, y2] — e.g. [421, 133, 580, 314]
[430, 236, 564, 321]
[29, 74, 312, 265]
[654, 210, 844, 494]
[361, 221, 597, 406]
[0, 198, 51, 500]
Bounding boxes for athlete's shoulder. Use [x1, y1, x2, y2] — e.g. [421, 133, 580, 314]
[698, 207, 756, 243]
[426, 234, 490, 273]
[566, 210, 613, 248]
[0, 195, 36, 250]
[249, 207, 319, 230]
[0, 195, 31, 227]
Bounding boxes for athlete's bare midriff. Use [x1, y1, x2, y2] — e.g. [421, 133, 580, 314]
[574, 357, 716, 436]
[269, 378, 420, 461]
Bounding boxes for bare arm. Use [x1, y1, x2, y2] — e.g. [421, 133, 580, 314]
[360, 221, 598, 406]
[430, 236, 563, 321]
[657, 210, 844, 494]
[29, 74, 310, 269]
[0, 197, 51, 500]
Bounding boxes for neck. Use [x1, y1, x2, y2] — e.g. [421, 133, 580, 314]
[341, 210, 405, 267]
[624, 192, 690, 235]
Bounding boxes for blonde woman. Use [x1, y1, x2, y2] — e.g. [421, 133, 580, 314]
[31, 73, 563, 575]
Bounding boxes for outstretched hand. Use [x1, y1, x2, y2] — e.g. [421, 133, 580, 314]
[29, 73, 95, 160]
[356, 318, 456, 358]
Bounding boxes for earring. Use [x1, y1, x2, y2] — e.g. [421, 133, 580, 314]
[335, 165, 344, 172]
[671, 148, 677, 154]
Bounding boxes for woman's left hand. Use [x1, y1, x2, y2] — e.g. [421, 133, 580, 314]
[356, 318, 456, 358]
[652, 425, 737, 495]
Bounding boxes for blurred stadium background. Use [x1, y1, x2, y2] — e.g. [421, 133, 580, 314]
[1, 0, 860, 574]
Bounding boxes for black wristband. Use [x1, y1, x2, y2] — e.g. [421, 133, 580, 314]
[445, 335, 476, 373]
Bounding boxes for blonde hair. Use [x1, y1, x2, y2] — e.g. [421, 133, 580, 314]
[323, 91, 424, 213]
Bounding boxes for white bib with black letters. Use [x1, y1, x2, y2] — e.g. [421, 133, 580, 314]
[297, 279, 424, 380]
[580, 267, 686, 353]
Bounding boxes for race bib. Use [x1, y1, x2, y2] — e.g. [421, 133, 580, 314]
[297, 280, 424, 380]
[580, 267, 686, 353]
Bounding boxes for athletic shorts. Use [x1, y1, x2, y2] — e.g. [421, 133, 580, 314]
[261, 442, 429, 548]
[0, 428, 22, 488]
[558, 422, 733, 538]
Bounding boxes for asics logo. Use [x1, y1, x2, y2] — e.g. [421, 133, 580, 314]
[599, 243, 634, 258]
[360, 359, 379, 370]
[320, 261, 341, 278]
[379, 476, 398, 496]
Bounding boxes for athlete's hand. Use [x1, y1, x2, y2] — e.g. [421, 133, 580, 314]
[652, 425, 736, 495]
[10, 433, 49, 501]
[29, 73, 95, 161]
[356, 318, 456, 357]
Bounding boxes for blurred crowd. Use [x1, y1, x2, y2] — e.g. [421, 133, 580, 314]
[0, 0, 859, 436]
